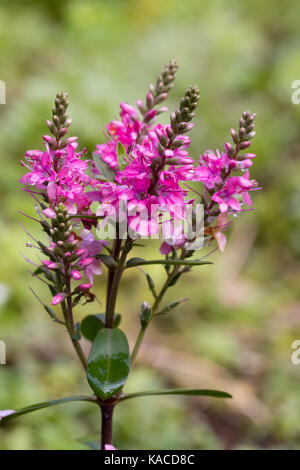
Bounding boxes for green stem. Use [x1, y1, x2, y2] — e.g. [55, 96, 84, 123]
[57, 271, 87, 370]
[130, 263, 180, 367]
[130, 326, 147, 366]
[105, 238, 132, 328]
[105, 237, 122, 322]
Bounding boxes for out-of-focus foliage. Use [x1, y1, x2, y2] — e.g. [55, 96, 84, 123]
[0, 0, 300, 450]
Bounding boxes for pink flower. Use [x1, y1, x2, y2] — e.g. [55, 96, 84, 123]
[212, 171, 255, 213]
[77, 230, 106, 284]
[20, 141, 91, 214]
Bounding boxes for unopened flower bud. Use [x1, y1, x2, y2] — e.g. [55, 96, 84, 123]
[239, 141, 251, 149]
[52, 293, 66, 305]
[77, 283, 92, 291]
[71, 270, 82, 280]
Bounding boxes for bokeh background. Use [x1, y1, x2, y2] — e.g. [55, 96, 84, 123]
[1, 0, 300, 450]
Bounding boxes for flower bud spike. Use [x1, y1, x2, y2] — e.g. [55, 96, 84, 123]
[139, 60, 179, 119]
[47, 92, 72, 150]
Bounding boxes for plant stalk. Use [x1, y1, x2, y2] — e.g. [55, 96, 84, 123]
[130, 263, 181, 367]
[57, 270, 87, 370]
[100, 404, 115, 450]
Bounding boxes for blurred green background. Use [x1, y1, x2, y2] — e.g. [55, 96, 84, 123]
[1, 0, 300, 450]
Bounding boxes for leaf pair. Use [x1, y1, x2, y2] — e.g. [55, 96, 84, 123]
[0, 388, 231, 425]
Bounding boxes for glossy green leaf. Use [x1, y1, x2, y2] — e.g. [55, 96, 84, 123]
[0, 396, 95, 424]
[92, 152, 116, 182]
[81, 314, 121, 341]
[126, 258, 212, 268]
[87, 328, 130, 400]
[120, 389, 232, 401]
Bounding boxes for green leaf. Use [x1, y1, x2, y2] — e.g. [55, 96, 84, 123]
[95, 254, 117, 268]
[120, 389, 232, 402]
[146, 273, 157, 298]
[81, 314, 121, 342]
[117, 141, 128, 171]
[29, 288, 65, 325]
[168, 272, 183, 287]
[92, 152, 116, 182]
[126, 258, 212, 268]
[87, 328, 130, 400]
[44, 305, 59, 321]
[0, 396, 95, 424]
[154, 299, 187, 316]
[126, 257, 145, 267]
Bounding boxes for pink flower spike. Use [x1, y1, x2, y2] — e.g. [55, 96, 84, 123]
[42, 208, 56, 219]
[78, 283, 92, 291]
[104, 444, 117, 450]
[51, 293, 65, 305]
[71, 270, 82, 280]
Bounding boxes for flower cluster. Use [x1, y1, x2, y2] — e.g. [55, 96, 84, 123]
[19, 63, 259, 307]
[19, 93, 105, 306]
[193, 111, 257, 214]
[20, 92, 91, 216]
[92, 84, 200, 239]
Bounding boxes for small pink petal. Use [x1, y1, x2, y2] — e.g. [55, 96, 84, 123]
[42, 208, 56, 219]
[0, 410, 15, 420]
[80, 257, 94, 267]
[47, 182, 57, 203]
[104, 444, 117, 450]
[214, 231, 227, 252]
[42, 260, 58, 269]
[160, 241, 173, 255]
